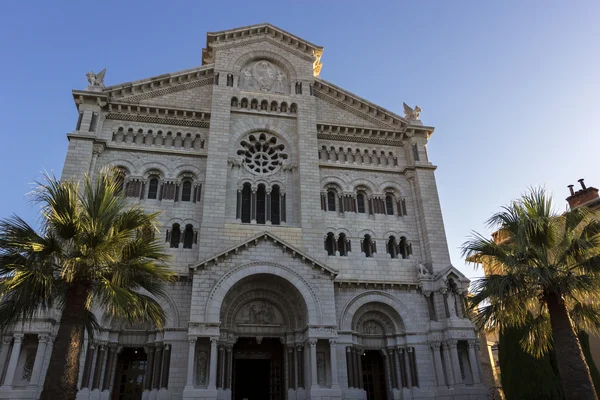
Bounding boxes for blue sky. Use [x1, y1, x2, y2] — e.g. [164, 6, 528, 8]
[1, 1, 598, 279]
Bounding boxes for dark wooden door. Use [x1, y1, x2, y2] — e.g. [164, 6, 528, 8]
[112, 348, 147, 400]
[362, 351, 387, 400]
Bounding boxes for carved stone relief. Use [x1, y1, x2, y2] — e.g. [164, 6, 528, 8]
[234, 301, 283, 325]
[317, 352, 326, 386]
[239, 60, 289, 94]
[196, 351, 207, 386]
[362, 320, 383, 335]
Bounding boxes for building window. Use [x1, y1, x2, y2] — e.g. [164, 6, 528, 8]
[181, 180, 192, 202]
[399, 236, 412, 259]
[338, 234, 350, 256]
[256, 184, 266, 224]
[183, 224, 194, 249]
[324, 233, 335, 256]
[412, 144, 420, 161]
[387, 236, 398, 258]
[241, 183, 252, 223]
[89, 112, 98, 132]
[75, 112, 84, 130]
[357, 193, 366, 213]
[385, 195, 394, 215]
[398, 198, 408, 217]
[271, 185, 281, 225]
[327, 190, 337, 211]
[169, 224, 180, 248]
[363, 235, 375, 257]
[148, 178, 159, 200]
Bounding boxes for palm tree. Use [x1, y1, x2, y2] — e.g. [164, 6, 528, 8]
[462, 188, 600, 400]
[0, 169, 174, 400]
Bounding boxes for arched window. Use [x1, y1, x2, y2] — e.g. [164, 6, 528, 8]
[241, 183, 252, 223]
[271, 185, 281, 225]
[181, 180, 192, 202]
[256, 184, 266, 224]
[385, 194, 394, 215]
[363, 235, 375, 257]
[338, 234, 350, 256]
[327, 190, 337, 211]
[183, 224, 194, 249]
[387, 236, 398, 259]
[170, 224, 180, 248]
[324, 233, 335, 256]
[115, 167, 127, 194]
[399, 236, 409, 259]
[147, 178, 159, 200]
[357, 193, 366, 213]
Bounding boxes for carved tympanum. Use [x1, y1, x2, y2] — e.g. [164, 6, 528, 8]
[240, 60, 288, 94]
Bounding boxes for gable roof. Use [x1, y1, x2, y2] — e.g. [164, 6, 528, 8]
[190, 231, 338, 278]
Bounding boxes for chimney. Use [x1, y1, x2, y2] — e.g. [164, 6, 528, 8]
[566, 178, 600, 209]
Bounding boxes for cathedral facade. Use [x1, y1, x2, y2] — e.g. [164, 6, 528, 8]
[0, 24, 487, 400]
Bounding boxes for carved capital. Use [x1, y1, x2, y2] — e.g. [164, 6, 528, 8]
[188, 337, 197, 345]
[328, 339, 337, 346]
[468, 339, 478, 348]
[13, 333, 24, 342]
[308, 339, 318, 347]
[93, 143, 105, 155]
[163, 342, 171, 350]
[2, 336, 12, 345]
[210, 336, 219, 345]
[446, 339, 458, 348]
[38, 334, 51, 343]
[430, 342, 441, 351]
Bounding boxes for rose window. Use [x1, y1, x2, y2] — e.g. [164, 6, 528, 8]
[237, 133, 287, 175]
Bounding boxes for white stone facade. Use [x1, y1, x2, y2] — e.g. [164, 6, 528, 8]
[0, 24, 487, 400]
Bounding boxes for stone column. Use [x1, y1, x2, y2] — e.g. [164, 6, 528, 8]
[352, 348, 360, 390]
[80, 343, 96, 389]
[0, 337, 12, 385]
[296, 346, 303, 388]
[144, 345, 156, 391]
[102, 345, 117, 391]
[28, 334, 50, 389]
[403, 348, 413, 389]
[393, 348, 403, 388]
[441, 342, 455, 386]
[309, 340, 318, 389]
[286, 346, 294, 390]
[1, 334, 23, 388]
[185, 338, 196, 389]
[346, 347, 354, 388]
[387, 349, 397, 389]
[161, 343, 171, 389]
[329, 340, 339, 388]
[382, 350, 393, 393]
[208, 337, 218, 390]
[225, 346, 233, 389]
[447, 340, 462, 385]
[430, 342, 445, 386]
[92, 344, 106, 389]
[356, 347, 364, 389]
[152, 343, 163, 390]
[218, 345, 225, 389]
[468, 340, 481, 384]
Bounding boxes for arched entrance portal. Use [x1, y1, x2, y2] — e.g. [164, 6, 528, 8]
[218, 274, 309, 399]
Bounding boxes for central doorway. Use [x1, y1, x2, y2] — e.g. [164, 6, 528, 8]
[362, 350, 387, 400]
[112, 347, 147, 400]
[232, 337, 283, 400]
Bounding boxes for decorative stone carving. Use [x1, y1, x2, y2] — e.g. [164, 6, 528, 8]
[86, 69, 106, 90]
[22, 348, 36, 380]
[317, 352, 326, 385]
[196, 351, 207, 386]
[239, 60, 288, 94]
[235, 301, 282, 325]
[237, 132, 288, 176]
[403, 102, 421, 121]
[362, 321, 382, 335]
[417, 261, 430, 277]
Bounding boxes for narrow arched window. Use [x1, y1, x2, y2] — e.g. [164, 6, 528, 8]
[271, 185, 281, 225]
[399, 236, 408, 259]
[241, 183, 252, 223]
[324, 233, 335, 256]
[357, 193, 366, 213]
[170, 224, 180, 248]
[327, 190, 336, 211]
[385, 195, 394, 215]
[338, 234, 348, 256]
[183, 224, 194, 249]
[363, 235, 373, 257]
[256, 184, 266, 224]
[115, 168, 127, 194]
[181, 180, 192, 202]
[388, 236, 397, 259]
[147, 178, 159, 199]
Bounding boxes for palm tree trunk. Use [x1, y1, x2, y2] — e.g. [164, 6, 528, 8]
[546, 293, 598, 400]
[40, 283, 89, 400]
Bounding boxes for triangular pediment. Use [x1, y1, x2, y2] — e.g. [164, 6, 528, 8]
[435, 265, 470, 284]
[191, 231, 338, 277]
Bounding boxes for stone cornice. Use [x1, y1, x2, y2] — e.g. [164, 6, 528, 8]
[191, 231, 338, 278]
[103, 65, 215, 100]
[314, 79, 435, 137]
[105, 102, 211, 128]
[317, 123, 405, 146]
[203, 23, 323, 75]
[334, 279, 420, 290]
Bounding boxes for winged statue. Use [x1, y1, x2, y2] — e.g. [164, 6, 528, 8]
[403, 102, 421, 121]
[86, 68, 106, 89]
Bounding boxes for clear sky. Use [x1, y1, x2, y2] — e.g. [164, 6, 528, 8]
[1, 1, 598, 280]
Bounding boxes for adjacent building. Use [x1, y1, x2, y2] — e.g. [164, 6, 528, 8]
[0, 24, 487, 400]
